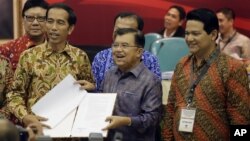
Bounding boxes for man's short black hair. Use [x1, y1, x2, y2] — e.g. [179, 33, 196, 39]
[22, 0, 49, 17]
[186, 8, 219, 34]
[46, 3, 77, 26]
[114, 28, 145, 48]
[216, 7, 235, 20]
[168, 5, 186, 21]
[113, 12, 144, 31]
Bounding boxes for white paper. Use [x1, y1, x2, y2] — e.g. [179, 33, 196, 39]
[71, 93, 117, 137]
[32, 74, 87, 128]
[43, 108, 77, 138]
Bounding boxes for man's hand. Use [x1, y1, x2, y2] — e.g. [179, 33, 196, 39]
[26, 123, 44, 141]
[75, 80, 95, 91]
[22, 114, 49, 128]
[102, 116, 131, 130]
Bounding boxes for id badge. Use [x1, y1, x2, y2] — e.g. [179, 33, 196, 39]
[178, 107, 196, 133]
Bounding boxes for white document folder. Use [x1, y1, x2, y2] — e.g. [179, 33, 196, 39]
[71, 93, 117, 137]
[32, 74, 87, 128]
[31, 74, 117, 138]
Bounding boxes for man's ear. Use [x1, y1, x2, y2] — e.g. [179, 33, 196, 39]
[137, 47, 143, 57]
[210, 29, 218, 41]
[229, 18, 234, 27]
[68, 25, 75, 35]
[178, 19, 184, 26]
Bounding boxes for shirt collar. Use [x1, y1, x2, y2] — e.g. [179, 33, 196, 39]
[44, 42, 73, 58]
[191, 47, 220, 69]
[163, 29, 177, 38]
[115, 62, 144, 78]
[217, 31, 237, 43]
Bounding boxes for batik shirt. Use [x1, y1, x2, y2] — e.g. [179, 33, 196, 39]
[6, 42, 94, 121]
[92, 48, 161, 91]
[0, 34, 40, 70]
[101, 62, 162, 141]
[0, 55, 13, 107]
[162, 51, 250, 141]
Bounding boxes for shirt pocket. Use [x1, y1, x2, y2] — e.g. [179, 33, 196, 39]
[117, 91, 141, 115]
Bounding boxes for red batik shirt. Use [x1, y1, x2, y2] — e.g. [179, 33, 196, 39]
[0, 34, 36, 70]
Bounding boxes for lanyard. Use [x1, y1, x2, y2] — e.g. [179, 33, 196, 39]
[187, 48, 220, 105]
[220, 31, 237, 51]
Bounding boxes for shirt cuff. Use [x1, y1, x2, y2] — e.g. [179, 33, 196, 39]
[12, 107, 29, 122]
[130, 116, 141, 127]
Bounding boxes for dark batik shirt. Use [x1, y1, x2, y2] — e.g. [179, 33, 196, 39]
[162, 50, 250, 141]
[101, 62, 162, 141]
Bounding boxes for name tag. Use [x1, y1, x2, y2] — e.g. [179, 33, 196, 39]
[178, 108, 196, 133]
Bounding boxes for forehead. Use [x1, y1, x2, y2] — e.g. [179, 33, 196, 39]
[186, 20, 204, 31]
[115, 17, 138, 29]
[25, 7, 47, 15]
[114, 33, 135, 43]
[216, 12, 227, 19]
[167, 8, 180, 16]
[47, 8, 68, 20]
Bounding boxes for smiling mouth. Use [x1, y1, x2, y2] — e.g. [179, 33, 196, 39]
[49, 33, 59, 38]
[115, 56, 124, 59]
[114, 54, 126, 60]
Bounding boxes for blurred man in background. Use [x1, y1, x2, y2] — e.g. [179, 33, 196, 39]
[158, 5, 186, 38]
[216, 7, 250, 62]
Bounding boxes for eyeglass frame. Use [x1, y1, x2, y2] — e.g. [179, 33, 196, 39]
[111, 42, 140, 49]
[24, 15, 46, 22]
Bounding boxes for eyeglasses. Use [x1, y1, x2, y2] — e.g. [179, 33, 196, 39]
[112, 43, 138, 49]
[24, 15, 46, 22]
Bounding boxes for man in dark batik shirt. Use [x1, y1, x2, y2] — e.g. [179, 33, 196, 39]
[162, 8, 250, 141]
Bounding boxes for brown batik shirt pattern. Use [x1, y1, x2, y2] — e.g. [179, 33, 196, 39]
[162, 51, 250, 141]
[6, 42, 94, 121]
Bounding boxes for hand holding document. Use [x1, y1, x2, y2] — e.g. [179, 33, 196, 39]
[31, 74, 117, 138]
[32, 74, 87, 128]
[71, 94, 117, 137]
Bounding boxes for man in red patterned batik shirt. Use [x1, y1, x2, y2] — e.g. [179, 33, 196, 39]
[0, 0, 49, 70]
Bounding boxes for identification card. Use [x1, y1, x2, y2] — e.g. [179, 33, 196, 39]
[178, 108, 196, 133]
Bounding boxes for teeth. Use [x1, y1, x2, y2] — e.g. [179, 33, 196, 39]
[116, 55, 123, 58]
[50, 33, 58, 38]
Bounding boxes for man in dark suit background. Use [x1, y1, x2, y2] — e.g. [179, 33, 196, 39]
[158, 5, 186, 38]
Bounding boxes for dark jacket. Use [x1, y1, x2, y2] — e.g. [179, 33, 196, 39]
[158, 26, 185, 37]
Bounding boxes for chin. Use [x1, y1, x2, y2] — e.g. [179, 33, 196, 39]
[189, 49, 197, 54]
[48, 40, 59, 44]
[30, 32, 43, 37]
[114, 62, 124, 67]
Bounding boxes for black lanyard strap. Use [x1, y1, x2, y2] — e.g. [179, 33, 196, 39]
[220, 31, 237, 51]
[187, 48, 220, 104]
